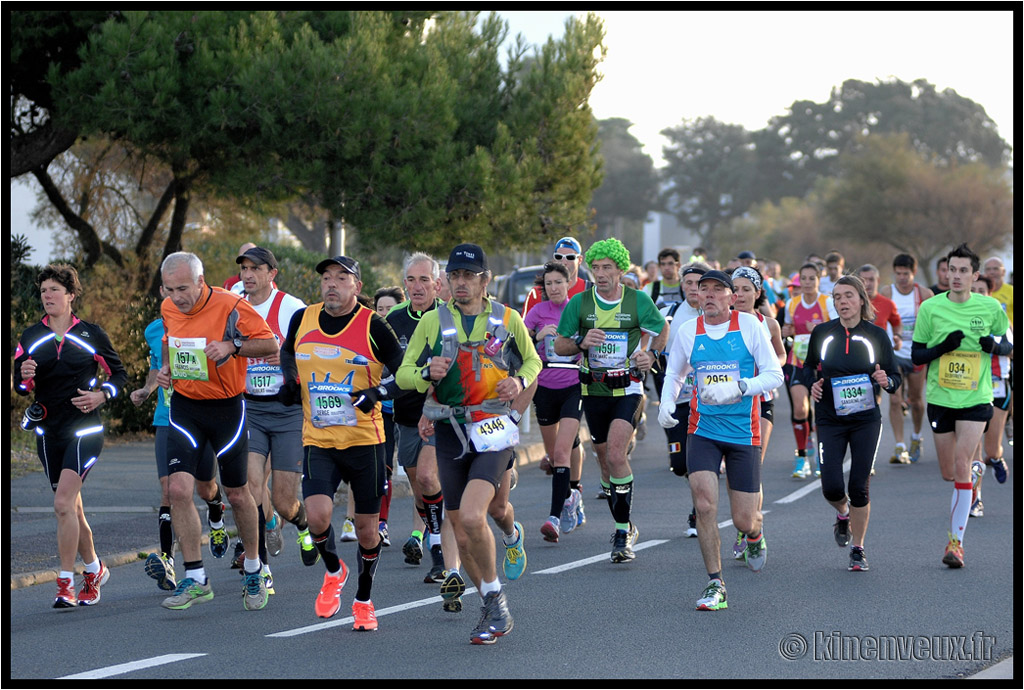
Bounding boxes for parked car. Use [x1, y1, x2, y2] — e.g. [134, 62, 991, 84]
[496, 264, 591, 314]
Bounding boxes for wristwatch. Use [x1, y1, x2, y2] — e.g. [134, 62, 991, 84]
[737, 380, 748, 395]
[232, 337, 243, 355]
[509, 409, 523, 425]
[421, 357, 433, 381]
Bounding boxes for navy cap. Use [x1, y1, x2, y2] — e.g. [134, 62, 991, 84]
[698, 269, 734, 291]
[236, 247, 278, 270]
[447, 243, 488, 273]
[315, 255, 361, 279]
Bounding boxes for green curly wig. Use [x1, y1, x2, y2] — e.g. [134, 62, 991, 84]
[585, 238, 631, 271]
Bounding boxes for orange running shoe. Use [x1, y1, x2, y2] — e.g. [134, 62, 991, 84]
[78, 562, 110, 606]
[53, 577, 77, 608]
[352, 600, 378, 631]
[314, 562, 349, 618]
[942, 534, 964, 568]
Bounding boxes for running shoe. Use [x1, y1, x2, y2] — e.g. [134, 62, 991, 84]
[942, 534, 964, 568]
[440, 570, 466, 614]
[209, 525, 231, 559]
[848, 546, 869, 571]
[971, 460, 985, 500]
[260, 563, 275, 595]
[696, 579, 728, 611]
[908, 438, 922, 463]
[378, 520, 390, 547]
[424, 562, 446, 584]
[610, 526, 637, 563]
[352, 600, 378, 631]
[161, 577, 213, 610]
[792, 454, 809, 479]
[145, 552, 177, 591]
[890, 445, 910, 464]
[471, 590, 514, 645]
[576, 496, 587, 528]
[402, 534, 423, 566]
[732, 531, 746, 560]
[243, 569, 268, 610]
[230, 541, 245, 570]
[503, 522, 527, 580]
[340, 518, 357, 543]
[53, 577, 77, 608]
[990, 457, 1008, 484]
[297, 529, 320, 566]
[833, 514, 851, 547]
[560, 489, 581, 534]
[807, 444, 820, 477]
[541, 516, 560, 543]
[78, 562, 110, 606]
[686, 508, 698, 538]
[314, 562, 349, 618]
[265, 511, 283, 557]
[636, 413, 647, 441]
[969, 499, 984, 518]
[744, 533, 767, 572]
[509, 466, 518, 491]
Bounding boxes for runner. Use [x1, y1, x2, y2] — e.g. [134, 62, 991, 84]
[658, 263, 706, 537]
[782, 263, 837, 478]
[911, 244, 1009, 568]
[644, 248, 685, 307]
[659, 270, 784, 610]
[279, 254, 405, 630]
[396, 243, 542, 644]
[881, 253, 934, 464]
[523, 262, 584, 543]
[818, 251, 845, 295]
[930, 256, 949, 296]
[131, 300, 226, 592]
[983, 256, 1014, 328]
[729, 266, 787, 558]
[372, 285, 406, 547]
[155, 251, 278, 611]
[555, 238, 667, 562]
[856, 264, 903, 353]
[237, 247, 319, 597]
[801, 275, 901, 571]
[15, 264, 127, 608]
[386, 254, 450, 584]
[967, 275, 1014, 518]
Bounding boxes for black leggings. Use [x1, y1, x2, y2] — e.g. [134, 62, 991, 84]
[817, 416, 882, 508]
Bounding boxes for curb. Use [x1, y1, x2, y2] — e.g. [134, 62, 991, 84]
[10, 430, 575, 591]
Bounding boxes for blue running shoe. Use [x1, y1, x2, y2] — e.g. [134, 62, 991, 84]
[990, 457, 1008, 484]
[502, 522, 527, 581]
[145, 552, 177, 591]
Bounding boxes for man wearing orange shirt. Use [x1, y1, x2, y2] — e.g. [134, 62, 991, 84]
[156, 251, 278, 611]
[858, 264, 903, 351]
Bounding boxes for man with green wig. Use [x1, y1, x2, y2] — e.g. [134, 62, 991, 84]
[554, 238, 668, 562]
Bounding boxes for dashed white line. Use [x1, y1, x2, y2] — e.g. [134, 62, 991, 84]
[58, 653, 206, 679]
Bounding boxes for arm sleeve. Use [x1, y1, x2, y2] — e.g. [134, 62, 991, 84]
[395, 312, 438, 393]
[13, 334, 31, 395]
[877, 328, 902, 394]
[659, 318, 694, 407]
[741, 315, 785, 398]
[508, 310, 542, 386]
[93, 324, 129, 399]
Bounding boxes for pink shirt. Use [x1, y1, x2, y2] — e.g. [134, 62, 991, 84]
[523, 299, 580, 389]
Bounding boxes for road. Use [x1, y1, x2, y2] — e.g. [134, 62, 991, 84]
[8, 400, 1015, 680]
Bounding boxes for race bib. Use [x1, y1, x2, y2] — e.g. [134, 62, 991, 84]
[900, 317, 916, 342]
[793, 334, 811, 362]
[544, 334, 576, 364]
[589, 331, 628, 369]
[938, 350, 981, 391]
[830, 374, 875, 416]
[992, 377, 1007, 399]
[169, 337, 208, 381]
[469, 415, 520, 453]
[307, 381, 358, 428]
[696, 361, 740, 394]
[246, 362, 284, 396]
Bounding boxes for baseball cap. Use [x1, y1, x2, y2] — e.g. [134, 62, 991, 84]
[446, 243, 488, 273]
[315, 255, 361, 279]
[554, 236, 582, 254]
[236, 246, 278, 270]
[737, 250, 756, 260]
[698, 269, 734, 291]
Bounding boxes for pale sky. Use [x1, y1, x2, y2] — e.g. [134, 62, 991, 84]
[11, 10, 1015, 261]
[498, 9, 1016, 166]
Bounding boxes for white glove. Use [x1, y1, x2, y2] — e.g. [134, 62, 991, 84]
[701, 380, 743, 406]
[658, 400, 679, 428]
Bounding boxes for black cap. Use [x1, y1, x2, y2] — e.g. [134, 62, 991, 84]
[315, 255, 361, 279]
[698, 269, 734, 291]
[447, 243, 488, 273]
[682, 265, 707, 278]
[236, 247, 278, 270]
[737, 250, 756, 260]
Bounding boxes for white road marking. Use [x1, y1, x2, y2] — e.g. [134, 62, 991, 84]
[773, 459, 851, 504]
[58, 653, 206, 679]
[534, 540, 669, 574]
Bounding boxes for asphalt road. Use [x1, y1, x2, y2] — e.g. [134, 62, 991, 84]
[8, 399, 1016, 680]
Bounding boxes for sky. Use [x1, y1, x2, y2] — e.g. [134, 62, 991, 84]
[10, 9, 1015, 262]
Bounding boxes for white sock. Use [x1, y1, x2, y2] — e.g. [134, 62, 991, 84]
[502, 526, 519, 546]
[59, 570, 74, 581]
[83, 559, 101, 575]
[243, 557, 261, 574]
[950, 485, 972, 545]
[479, 578, 501, 597]
[185, 567, 207, 584]
[428, 532, 441, 548]
[209, 519, 224, 529]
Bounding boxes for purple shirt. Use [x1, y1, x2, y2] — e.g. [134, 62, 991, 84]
[523, 299, 580, 389]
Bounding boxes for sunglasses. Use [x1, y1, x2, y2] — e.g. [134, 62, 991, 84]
[554, 253, 578, 262]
